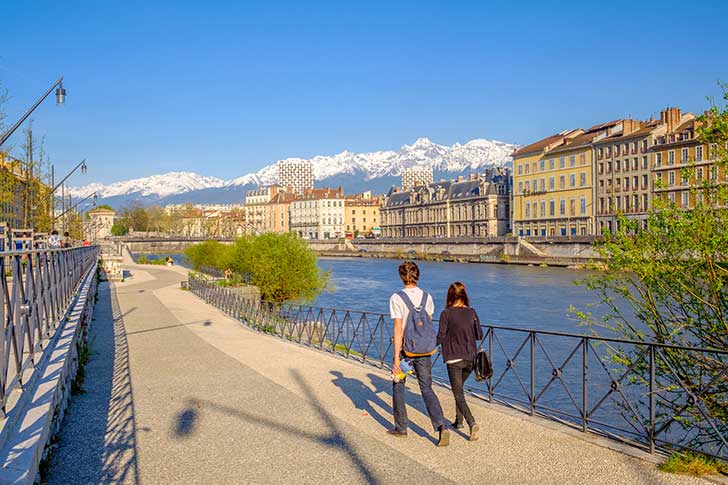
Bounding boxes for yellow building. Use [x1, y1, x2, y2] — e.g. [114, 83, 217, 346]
[512, 130, 581, 236]
[344, 191, 381, 236]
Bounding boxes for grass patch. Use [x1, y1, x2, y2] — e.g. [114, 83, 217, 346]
[137, 254, 167, 265]
[658, 452, 728, 476]
[72, 338, 94, 395]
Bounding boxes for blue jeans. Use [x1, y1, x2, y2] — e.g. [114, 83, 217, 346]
[392, 355, 446, 432]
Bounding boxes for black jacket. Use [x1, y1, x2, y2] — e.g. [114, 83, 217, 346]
[436, 307, 484, 363]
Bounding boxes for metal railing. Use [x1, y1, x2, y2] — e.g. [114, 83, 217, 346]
[0, 246, 100, 415]
[188, 274, 728, 461]
[197, 265, 251, 285]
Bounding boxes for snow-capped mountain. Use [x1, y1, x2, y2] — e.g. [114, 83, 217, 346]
[232, 137, 516, 188]
[69, 137, 517, 207]
[67, 171, 226, 199]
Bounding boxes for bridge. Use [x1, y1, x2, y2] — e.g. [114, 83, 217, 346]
[0, 247, 722, 483]
[120, 235, 601, 266]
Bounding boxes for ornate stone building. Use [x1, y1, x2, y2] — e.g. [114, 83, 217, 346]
[380, 170, 511, 238]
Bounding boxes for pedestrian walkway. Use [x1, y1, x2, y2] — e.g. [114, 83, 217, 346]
[46, 261, 711, 484]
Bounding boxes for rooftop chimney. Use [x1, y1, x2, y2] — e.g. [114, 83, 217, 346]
[660, 107, 682, 133]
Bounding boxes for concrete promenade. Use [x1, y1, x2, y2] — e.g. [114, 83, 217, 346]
[45, 259, 711, 484]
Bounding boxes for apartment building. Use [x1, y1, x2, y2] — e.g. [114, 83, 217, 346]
[380, 170, 510, 238]
[651, 110, 725, 209]
[512, 130, 583, 236]
[289, 188, 345, 239]
[594, 117, 670, 234]
[401, 167, 434, 191]
[268, 191, 298, 234]
[344, 192, 381, 236]
[245, 185, 280, 233]
[277, 160, 314, 195]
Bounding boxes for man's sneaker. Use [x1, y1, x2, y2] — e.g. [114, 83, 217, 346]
[469, 423, 480, 442]
[437, 427, 450, 447]
[451, 420, 464, 429]
[386, 429, 407, 438]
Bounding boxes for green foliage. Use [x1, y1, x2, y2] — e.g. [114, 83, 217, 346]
[576, 86, 728, 453]
[111, 220, 129, 236]
[95, 204, 114, 211]
[187, 233, 329, 303]
[137, 254, 166, 265]
[184, 240, 232, 270]
[658, 452, 727, 476]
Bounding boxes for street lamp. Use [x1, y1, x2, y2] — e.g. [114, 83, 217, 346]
[0, 77, 66, 148]
[54, 191, 96, 232]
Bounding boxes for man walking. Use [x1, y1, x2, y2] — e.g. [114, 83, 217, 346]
[388, 261, 449, 446]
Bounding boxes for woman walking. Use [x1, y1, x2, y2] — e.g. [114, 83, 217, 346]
[436, 282, 483, 441]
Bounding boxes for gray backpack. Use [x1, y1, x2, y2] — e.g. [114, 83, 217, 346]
[398, 291, 437, 357]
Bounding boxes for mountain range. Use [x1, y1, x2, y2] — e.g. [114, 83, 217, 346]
[68, 137, 518, 208]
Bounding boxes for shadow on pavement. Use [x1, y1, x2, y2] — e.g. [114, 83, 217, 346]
[46, 281, 141, 484]
[329, 370, 433, 441]
[177, 369, 380, 484]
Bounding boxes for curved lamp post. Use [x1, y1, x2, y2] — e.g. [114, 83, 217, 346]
[0, 77, 66, 148]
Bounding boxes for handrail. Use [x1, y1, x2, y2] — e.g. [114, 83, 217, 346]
[188, 273, 728, 462]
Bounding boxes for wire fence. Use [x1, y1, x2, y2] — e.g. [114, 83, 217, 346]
[188, 273, 728, 461]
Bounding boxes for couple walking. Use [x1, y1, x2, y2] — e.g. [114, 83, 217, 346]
[388, 261, 483, 447]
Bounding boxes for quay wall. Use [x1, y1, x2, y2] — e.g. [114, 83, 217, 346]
[124, 236, 601, 267]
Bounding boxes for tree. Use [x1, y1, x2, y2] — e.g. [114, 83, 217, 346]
[576, 86, 728, 456]
[229, 232, 329, 303]
[186, 233, 329, 303]
[111, 220, 129, 236]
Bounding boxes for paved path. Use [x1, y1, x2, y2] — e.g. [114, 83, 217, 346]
[46, 261, 712, 484]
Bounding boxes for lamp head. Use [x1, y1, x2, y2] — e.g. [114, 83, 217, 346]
[81, 161, 87, 174]
[56, 83, 66, 105]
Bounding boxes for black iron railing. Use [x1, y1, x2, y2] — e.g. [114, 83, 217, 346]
[0, 246, 100, 415]
[188, 273, 728, 461]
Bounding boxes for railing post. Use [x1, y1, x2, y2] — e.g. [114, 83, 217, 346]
[488, 327, 494, 403]
[582, 337, 588, 432]
[530, 331, 535, 416]
[649, 345, 655, 454]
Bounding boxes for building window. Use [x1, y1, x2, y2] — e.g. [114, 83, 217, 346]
[549, 177, 555, 190]
[633, 158, 638, 170]
[579, 172, 586, 187]
[559, 176, 565, 189]
[642, 174, 648, 188]
[580, 153, 586, 165]
[540, 179, 545, 191]
[580, 197, 586, 215]
[525, 164, 530, 174]
[656, 153, 662, 167]
[549, 199, 555, 216]
[696, 145, 703, 161]
[570, 155, 576, 167]
[681, 148, 689, 162]
[668, 150, 675, 164]
[682, 191, 689, 207]
[525, 204, 530, 218]
[540, 160, 545, 171]
[624, 177, 630, 190]
[540, 201, 546, 217]
[559, 199, 565, 216]
[559, 157, 565, 168]
[569, 174, 576, 187]
[549, 159, 555, 169]
[668, 171, 675, 186]
[518, 182, 523, 193]
[517, 164, 523, 175]
[642, 156, 648, 169]
[643, 193, 648, 209]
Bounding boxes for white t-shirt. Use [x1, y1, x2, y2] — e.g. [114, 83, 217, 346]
[389, 287, 435, 329]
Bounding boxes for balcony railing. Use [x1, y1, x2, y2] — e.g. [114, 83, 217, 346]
[189, 274, 728, 462]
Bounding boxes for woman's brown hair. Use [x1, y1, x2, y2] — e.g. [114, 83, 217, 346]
[446, 282, 469, 308]
[398, 261, 420, 285]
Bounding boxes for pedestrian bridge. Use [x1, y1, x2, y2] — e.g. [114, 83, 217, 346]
[0, 249, 721, 484]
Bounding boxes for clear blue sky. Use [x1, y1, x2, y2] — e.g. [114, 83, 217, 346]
[2, 0, 727, 185]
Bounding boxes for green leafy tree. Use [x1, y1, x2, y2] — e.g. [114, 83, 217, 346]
[576, 86, 728, 455]
[184, 240, 232, 270]
[111, 220, 129, 236]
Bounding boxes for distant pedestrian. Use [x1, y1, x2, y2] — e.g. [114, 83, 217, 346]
[436, 282, 483, 441]
[82, 239, 91, 246]
[48, 230, 62, 249]
[62, 231, 72, 248]
[387, 261, 450, 446]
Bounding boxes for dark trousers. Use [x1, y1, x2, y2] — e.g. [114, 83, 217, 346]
[393, 355, 446, 432]
[447, 360, 476, 426]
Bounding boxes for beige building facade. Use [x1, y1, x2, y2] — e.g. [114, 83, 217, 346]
[344, 192, 381, 236]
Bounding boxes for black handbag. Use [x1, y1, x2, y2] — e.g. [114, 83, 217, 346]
[472, 313, 492, 381]
[474, 349, 493, 381]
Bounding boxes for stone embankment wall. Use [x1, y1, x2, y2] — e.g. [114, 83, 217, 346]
[308, 236, 601, 267]
[122, 236, 601, 267]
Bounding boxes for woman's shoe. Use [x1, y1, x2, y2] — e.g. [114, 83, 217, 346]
[437, 427, 450, 447]
[469, 423, 480, 442]
[451, 420, 464, 429]
[386, 429, 407, 438]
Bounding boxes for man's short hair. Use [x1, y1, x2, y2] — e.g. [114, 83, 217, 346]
[398, 261, 419, 285]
